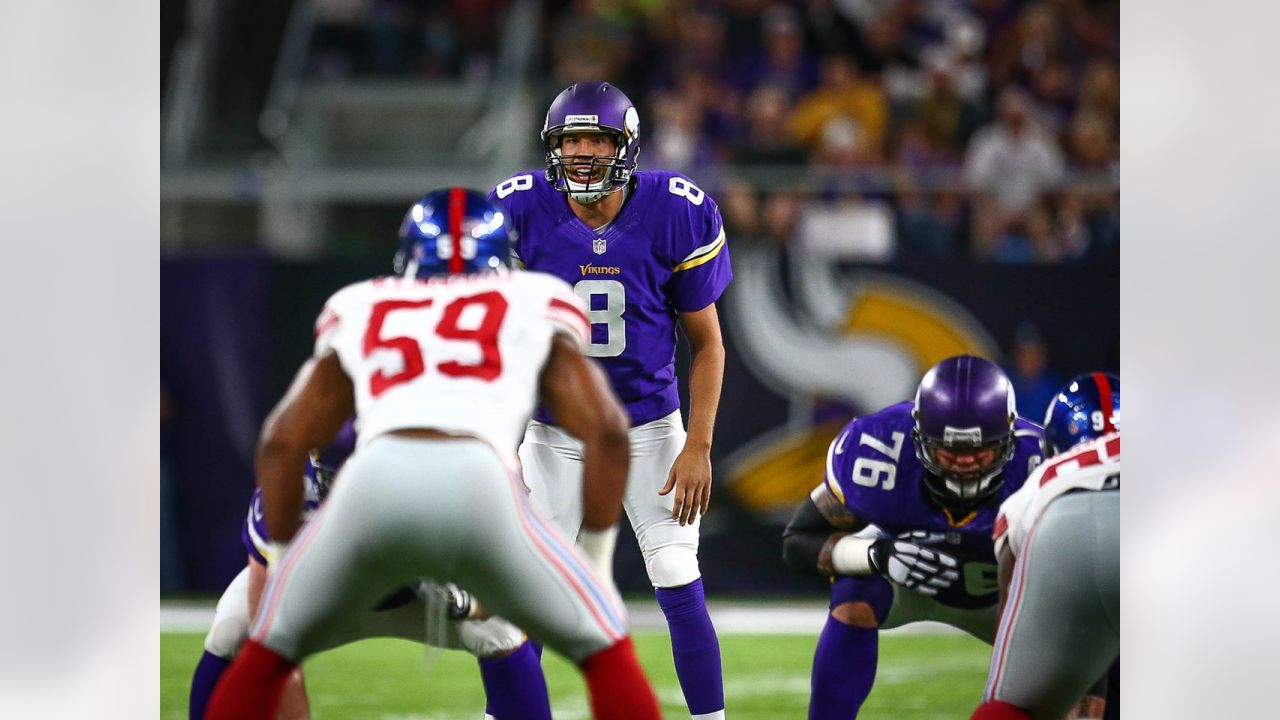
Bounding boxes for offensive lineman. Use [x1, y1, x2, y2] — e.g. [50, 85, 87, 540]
[782, 355, 1045, 719]
[973, 374, 1120, 719]
[189, 421, 545, 720]
[490, 80, 732, 720]
[206, 188, 661, 720]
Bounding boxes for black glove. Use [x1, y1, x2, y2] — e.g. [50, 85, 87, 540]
[868, 530, 960, 596]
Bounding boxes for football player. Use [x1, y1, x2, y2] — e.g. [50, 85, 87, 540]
[190, 421, 545, 720]
[782, 355, 1045, 719]
[973, 374, 1120, 720]
[489, 81, 732, 720]
[205, 189, 660, 720]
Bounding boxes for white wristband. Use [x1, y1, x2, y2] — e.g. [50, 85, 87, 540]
[577, 525, 619, 587]
[831, 536, 876, 575]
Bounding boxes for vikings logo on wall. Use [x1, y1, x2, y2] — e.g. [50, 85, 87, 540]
[723, 245, 1000, 521]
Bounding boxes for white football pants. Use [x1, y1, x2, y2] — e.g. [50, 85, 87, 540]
[249, 435, 628, 663]
[519, 410, 703, 588]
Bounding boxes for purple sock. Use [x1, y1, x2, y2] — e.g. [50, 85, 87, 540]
[478, 641, 551, 720]
[189, 650, 232, 720]
[808, 616, 879, 720]
[655, 578, 725, 715]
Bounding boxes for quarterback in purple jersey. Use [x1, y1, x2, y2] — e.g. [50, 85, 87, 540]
[490, 81, 732, 720]
[782, 355, 1044, 720]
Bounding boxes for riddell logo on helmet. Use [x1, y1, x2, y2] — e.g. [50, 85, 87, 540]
[579, 263, 621, 275]
[565, 114, 599, 125]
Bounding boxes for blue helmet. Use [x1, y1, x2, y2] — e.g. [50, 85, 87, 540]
[1042, 373, 1119, 457]
[913, 355, 1019, 511]
[542, 81, 640, 203]
[395, 188, 511, 278]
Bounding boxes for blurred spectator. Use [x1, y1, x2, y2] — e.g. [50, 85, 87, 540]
[1005, 322, 1061, 420]
[788, 54, 889, 162]
[312, 0, 510, 80]
[719, 178, 765, 241]
[892, 119, 961, 260]
[1077, 59, 1120, 131]
[913, 50, 985, 158]
[734, 4, 819, 99]
[801, 0, 861, 57]
[987, 2, 1063, 91]
[763, 190, 803, 248]
[978, 201, 1064, 263]
[1064, 110, 1119, 258]
[1068, 110, 1116, 172]
[964, 87, 1065, 258]
[649, 90, 717, 173]
[896, 188, 961, 260]
[550, 0, 636, 87]
[672, 68, 742, 161]
[1026, 57, 1077, 134]
[652, 5, 734, 89]
[734, 85, 807, 165]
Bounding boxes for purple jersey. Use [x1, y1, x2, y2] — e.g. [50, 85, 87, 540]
[823, 401, 1044, 608]
[240, 462, 324, 565]
[489, 170, 732, 425]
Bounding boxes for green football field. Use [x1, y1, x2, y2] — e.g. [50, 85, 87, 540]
[162, 628, 992, 719]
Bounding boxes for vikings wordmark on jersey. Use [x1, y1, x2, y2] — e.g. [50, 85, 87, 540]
[489, 170, 732, 426]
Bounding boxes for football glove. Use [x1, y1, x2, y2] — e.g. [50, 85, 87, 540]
[417, 580, 476, 621]
[868, 530, 960, 596]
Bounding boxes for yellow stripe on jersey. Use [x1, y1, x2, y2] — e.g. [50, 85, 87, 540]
[673, 228, 726, 272]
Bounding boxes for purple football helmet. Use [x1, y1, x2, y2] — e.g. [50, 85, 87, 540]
[912, 355, 1019, 511]
[542, 81, 640, 203]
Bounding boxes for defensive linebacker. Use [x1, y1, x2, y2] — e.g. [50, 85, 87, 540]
[206, 188, 661, 720]
[489, 81, 732, 720]
[973, 374, 1120, 720]
[782, 355, 1045, 719]
[189, 421, 546, 720]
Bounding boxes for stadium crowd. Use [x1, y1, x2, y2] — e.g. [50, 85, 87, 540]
[307, 0, 1118, 263]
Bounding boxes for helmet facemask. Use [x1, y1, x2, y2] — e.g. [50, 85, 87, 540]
[545, 128, 631, 204]
[913, 418, 1016, 513]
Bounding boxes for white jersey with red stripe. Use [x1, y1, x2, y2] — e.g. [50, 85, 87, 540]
[994, 431, 1120, 557]
[314, 269, 589, 458]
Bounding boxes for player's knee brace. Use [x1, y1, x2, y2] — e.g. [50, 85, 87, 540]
[459, 617, 527, 659]
[645, 545, 700, 588]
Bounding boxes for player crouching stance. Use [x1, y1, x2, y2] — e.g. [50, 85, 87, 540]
[972, 374, 1120, 719]
[783, 356, 1045, 719]
[206, 189, 660, 720]
[189, 421, 541, 720]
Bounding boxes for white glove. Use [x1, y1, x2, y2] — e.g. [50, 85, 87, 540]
[868, 530, 960, 596]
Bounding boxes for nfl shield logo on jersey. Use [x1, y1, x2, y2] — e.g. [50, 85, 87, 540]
[593, 237, 607, 255]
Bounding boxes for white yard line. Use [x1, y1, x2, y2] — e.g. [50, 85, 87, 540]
[161, 599, 963, 636]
